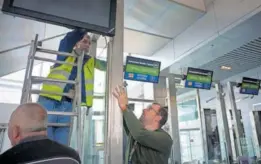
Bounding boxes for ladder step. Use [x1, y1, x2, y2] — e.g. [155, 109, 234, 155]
[31, 76, 76, 85]
[47, 123, 70, 127]
[33, 56, 77, 66]
[37, 47, 77, 57]
[31, 89, 73, 98]
[48, 111, 78, 116]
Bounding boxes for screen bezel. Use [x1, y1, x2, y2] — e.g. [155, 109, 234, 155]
[185, 67, 214, 90]
[239, 77, 260, 95]
[2, 0, 116, 36]
[124, 56, 161, 84]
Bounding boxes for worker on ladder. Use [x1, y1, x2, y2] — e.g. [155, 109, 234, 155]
[37, 29, 106, 145]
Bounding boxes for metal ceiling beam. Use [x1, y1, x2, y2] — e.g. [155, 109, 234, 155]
[168, 0, 206, 13]
[0, 32, 68, 55]
[0, 27, 172, 55]
[124, 27, 173, 40]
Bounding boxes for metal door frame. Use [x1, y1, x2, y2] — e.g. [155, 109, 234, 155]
[250, 103, 261, 158]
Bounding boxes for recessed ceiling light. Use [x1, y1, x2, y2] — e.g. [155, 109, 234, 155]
[220, 66, 232, 70]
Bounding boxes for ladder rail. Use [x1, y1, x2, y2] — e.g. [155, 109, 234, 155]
[36, 47, 76, 57]
[47, 111, 78, 116]
[20, 40, 34, 104]
[33, 56, 77, 66]
[31, 76, 77, 85]
[26, 36, 39, 103]
[76, 51, 84, 160]
[47, 123, 70, 127]
[68, 87, 78, 147]
[30, 89, 73, 97]
[21, 35, 39, 103]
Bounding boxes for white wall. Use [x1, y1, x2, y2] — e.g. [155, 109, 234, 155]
[0, 103, 19, 153]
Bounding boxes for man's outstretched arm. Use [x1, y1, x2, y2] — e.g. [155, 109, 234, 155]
[112, 85, 172, 154]
[95, 58, 126, 72]
[95, 59, 107, 71]
[122, 109, 172, 154]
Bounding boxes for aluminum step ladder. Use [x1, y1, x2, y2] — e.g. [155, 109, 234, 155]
[20, 34, 84, 159]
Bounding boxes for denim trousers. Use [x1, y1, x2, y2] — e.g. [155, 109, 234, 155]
[38, 96, 72, 145]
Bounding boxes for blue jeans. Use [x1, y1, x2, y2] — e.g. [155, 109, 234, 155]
[38, 96, 72, 145]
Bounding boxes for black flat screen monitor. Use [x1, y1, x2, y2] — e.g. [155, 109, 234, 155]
[185, 67, 213, 90]
[2, 0, 116, 36]
[240, 77, 260, 95]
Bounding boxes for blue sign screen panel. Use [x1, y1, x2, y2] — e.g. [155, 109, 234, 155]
[124, 56, 161, 83]
[240, 77, 260, 95]
[185, 67, 213, 90]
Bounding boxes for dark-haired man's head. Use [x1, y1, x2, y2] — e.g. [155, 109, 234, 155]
[140, 103, 168, 131]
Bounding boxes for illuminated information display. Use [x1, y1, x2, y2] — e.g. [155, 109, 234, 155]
[185, 67, 213, 90]
[240, 77, 260, 95]
[124, 56, 161, 83]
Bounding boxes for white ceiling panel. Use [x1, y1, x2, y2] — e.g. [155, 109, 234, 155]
[168, 11, 261, 77]
[0, 12, 45, 52]
[147, 6, 203, 37]
[125, 0, 205, 38]
[123, 28, 171, 56]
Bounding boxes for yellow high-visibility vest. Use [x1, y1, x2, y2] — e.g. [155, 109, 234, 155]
[40, 55, 94, 107]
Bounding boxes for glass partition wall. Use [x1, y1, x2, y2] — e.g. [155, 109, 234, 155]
[227, 81, 261, 162]
[177, 90, 204, 163]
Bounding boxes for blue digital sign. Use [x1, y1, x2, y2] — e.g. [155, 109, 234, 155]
[240, 77, 260, 95]
[124, 56, 161, 83]
[185, 67, 213, 90]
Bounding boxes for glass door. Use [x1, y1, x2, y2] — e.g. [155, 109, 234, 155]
[177, 93, 204, 163]
[180, 129, 203, 163]
[204, 109, 222, 163]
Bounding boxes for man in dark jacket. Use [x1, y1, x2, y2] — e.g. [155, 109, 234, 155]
[0, 103, 81, 164]
[113, 85, 173, 164]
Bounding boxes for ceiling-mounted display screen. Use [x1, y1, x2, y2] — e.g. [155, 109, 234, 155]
[2, 0, 116, 36]
[240, 77, 260, 95]
[185, 67, 213, 90]
[124, 56, 161, 83]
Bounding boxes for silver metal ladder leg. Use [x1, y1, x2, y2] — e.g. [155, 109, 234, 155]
[20, 34, 84, 160]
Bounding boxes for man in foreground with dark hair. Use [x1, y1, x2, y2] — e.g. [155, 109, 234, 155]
[113, 85, 173, 164]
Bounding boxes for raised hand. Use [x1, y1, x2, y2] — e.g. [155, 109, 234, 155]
[75, 34, 91, 53]
[112, 85, 128, 111]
